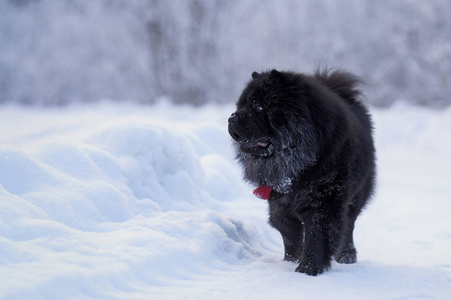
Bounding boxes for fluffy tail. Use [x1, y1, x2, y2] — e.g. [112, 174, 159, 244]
[314, 68, 363, 104]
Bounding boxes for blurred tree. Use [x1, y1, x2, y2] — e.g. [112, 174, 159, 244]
[0, 0, 450, 107]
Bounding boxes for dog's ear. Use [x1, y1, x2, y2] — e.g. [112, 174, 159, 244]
[270, 69, 282, 79]
[252, 72, 261, 80]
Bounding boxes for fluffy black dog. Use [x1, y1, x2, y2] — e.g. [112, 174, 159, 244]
[228, 69, 375, 276]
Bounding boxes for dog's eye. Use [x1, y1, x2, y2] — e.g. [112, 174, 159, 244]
[253, 103, 264, 112]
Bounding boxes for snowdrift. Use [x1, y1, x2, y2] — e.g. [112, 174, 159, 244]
[0, 103, 450, 299]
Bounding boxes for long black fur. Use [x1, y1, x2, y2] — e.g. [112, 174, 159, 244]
[228, 69, 376, 276]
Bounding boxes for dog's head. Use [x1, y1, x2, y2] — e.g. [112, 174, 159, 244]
[228, 70, 319, 192]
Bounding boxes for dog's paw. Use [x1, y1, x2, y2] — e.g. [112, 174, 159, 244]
[295, 261, 328, 276]
[335, 248, 357, 264]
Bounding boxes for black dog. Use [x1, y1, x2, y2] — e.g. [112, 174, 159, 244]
[228, 69, 375, 276]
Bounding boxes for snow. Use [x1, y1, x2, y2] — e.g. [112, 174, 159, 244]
[0, 102, 450, 299]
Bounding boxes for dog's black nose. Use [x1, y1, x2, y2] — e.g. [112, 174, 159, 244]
[229, 113, 238, 123]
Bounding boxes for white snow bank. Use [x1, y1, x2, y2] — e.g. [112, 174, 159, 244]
[0, 102, 450, 299]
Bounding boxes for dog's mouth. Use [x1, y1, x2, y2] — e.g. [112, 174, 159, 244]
[239, 138, 273, 157]
[256, 140, 270, 148]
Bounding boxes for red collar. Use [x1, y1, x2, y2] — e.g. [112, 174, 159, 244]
[253, 185, 272, 200]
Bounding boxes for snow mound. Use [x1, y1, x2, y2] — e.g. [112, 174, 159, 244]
[0, 115, 278, 299]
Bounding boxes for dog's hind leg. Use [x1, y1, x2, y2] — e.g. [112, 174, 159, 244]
[335, 221, 357, 264]
[334, 201, 361, 264]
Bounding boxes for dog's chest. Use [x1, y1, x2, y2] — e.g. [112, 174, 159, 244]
[269, 176, 345, 217]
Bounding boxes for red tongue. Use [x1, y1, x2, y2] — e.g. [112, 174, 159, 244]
[253, 185, 272, 200]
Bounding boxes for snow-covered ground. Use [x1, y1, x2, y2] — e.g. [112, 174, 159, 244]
[0, 102, 450, 299]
